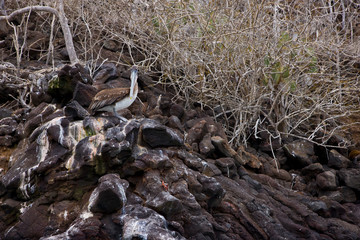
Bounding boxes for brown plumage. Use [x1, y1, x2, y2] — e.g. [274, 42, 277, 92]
[88, 88, 130, 114]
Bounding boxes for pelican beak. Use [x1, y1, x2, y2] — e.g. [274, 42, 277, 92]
[130, 67, 138, 98]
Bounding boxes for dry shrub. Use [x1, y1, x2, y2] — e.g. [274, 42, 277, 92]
[4, 0, 360, 148]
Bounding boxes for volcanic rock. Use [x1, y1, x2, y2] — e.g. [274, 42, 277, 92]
[283, 140, 317, 168]
[316, 170, 337, 190]
[338, 168, 360, 191]
[88, 174, 128, 214]
[72, 82, 97, 108]
[328, 149, 351, 169]
[141, 119, 183, 147]
[170, 104, 185, 119]
[167, 115, 184, 131]
[211, 136, 246, 165]
[114, 204, 184, 240]
[64, 100, 90, 120]
[199, 133, 215, 156]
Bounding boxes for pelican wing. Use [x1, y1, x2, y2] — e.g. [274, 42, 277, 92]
[89, 88, 130, 112]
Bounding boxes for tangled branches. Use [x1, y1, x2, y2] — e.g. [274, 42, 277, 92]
[4, 0, 360, 148]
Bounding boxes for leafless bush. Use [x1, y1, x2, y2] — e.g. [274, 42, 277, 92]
[2, 0, 78, 65]
[4, 0, 360, 148]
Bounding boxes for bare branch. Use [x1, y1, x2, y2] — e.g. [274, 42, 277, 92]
[57, 0, 78, 64]
[0, 3, 79, 64]
[0, 6, 59, 21]
[0, 0, 5, 15]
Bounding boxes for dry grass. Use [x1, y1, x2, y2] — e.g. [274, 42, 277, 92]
[4, 0, 360, 148]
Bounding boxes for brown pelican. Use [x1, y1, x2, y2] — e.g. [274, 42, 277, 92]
[89, 66, 138, 121]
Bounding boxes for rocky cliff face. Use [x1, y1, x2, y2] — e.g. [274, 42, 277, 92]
[0, 64, 359, 240]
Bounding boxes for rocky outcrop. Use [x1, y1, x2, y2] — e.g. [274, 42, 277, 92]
[0, 64, 359, 240]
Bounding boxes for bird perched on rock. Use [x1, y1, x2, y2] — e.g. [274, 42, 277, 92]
[88, 66, 138, 121]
